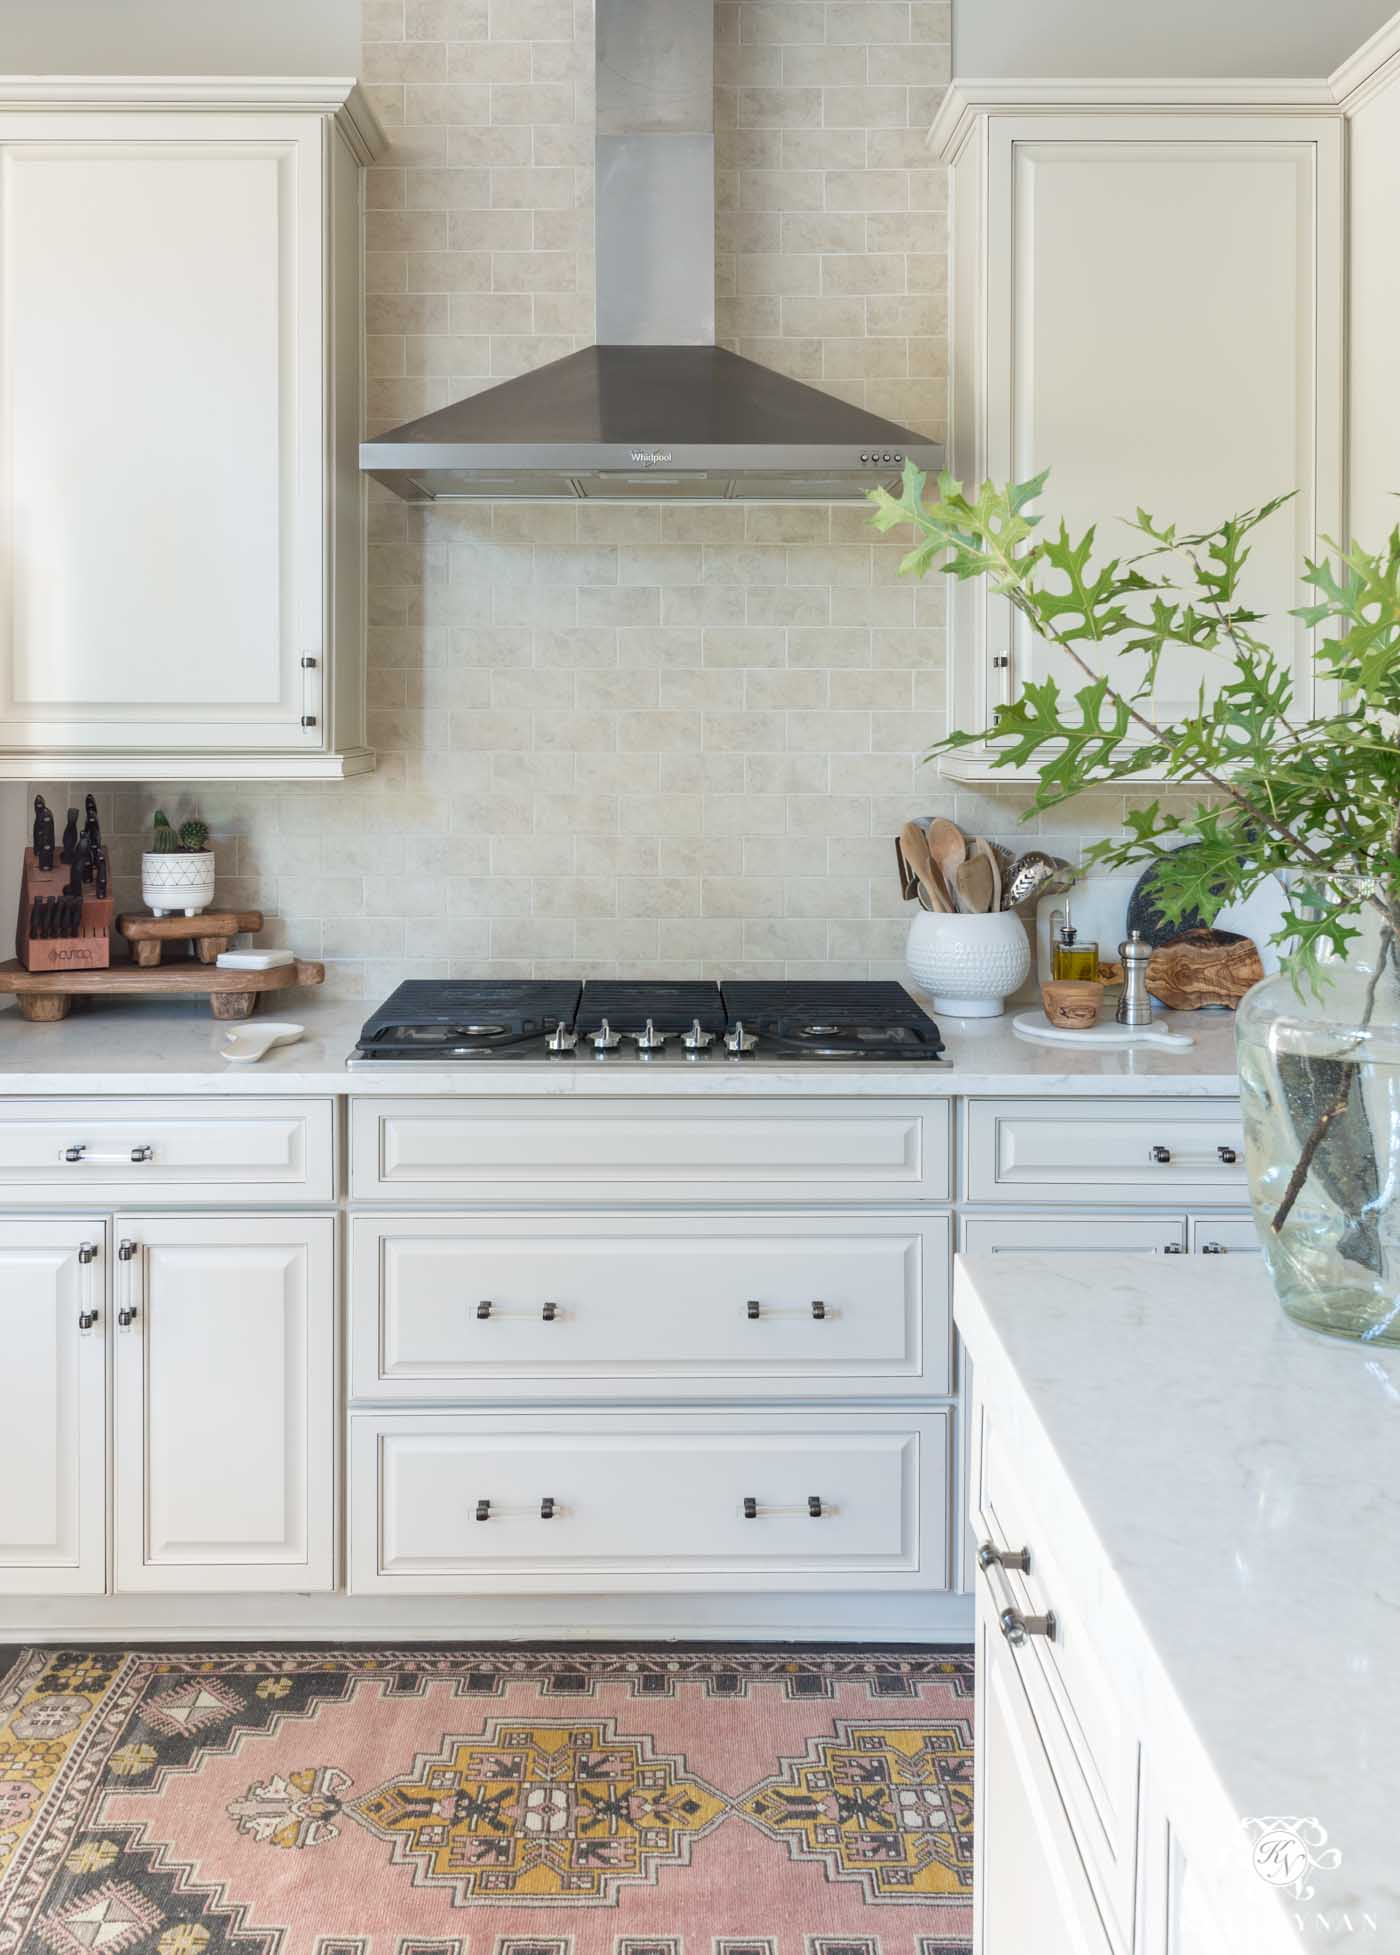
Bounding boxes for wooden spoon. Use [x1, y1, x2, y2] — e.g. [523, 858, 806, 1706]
[926, 818, 967, 900]
[898, 821, 954, 912]
[954, 852, 995, 915]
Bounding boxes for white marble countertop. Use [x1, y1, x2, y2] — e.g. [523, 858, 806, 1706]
[955, 1253, 1397, 1948]
[0, 993, 1242, 1095]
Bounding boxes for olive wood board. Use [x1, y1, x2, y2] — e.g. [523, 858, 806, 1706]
[1012, 1011, 1195, 1051]
[116, 909, 263, 967]
[0, 956, 324, 1022]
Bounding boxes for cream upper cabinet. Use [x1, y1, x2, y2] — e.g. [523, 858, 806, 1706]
[0, 82, 381, 780]
[932, 91, 1343, 780]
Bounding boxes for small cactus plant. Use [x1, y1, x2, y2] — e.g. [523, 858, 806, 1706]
[178, 818, 209, 853]
[151, 810, 180, 854]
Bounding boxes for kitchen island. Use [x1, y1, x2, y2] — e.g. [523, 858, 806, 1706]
[957, 1252, 1395, 1952]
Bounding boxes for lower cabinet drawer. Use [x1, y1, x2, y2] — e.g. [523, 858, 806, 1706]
[350, 1211, 951, 1400]
[349, 1096, 951, 1203]
[975, 1400, 1139, 1950]
[349, 1408, 950, 1594]
[965, 1098, 1244, 1205]
[0, 1098, 335, 1203]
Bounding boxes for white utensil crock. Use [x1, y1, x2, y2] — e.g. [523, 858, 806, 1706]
[905, 908, 1031, 1017]
[141, 851, 216, 917]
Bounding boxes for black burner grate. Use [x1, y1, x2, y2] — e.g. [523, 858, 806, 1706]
[577, 980, 726, 1036]
[721, 980, 944, 1056]
[357, 980, 581, 1052]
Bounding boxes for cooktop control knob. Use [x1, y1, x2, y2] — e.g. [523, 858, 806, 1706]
[590, 1018, 621, 1051]
[725, 1020, 758, 1054]
[545, 1022, 577, 1052]
[681, 1017, 714, 1051]
[633, 1018, 667, 1053]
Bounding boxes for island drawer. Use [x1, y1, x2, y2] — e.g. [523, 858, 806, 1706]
[349, 1098, 951, 1204]
[348, 1407, 950, 1594]
[974, 1395, 1139, 1950]
[0, 1098, 335, 1203]
[349, 1210, 952, 1401]
[965, 1098, 1244, 1205]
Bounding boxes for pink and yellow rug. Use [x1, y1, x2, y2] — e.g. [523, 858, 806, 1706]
[0, 1646, 974, 1955]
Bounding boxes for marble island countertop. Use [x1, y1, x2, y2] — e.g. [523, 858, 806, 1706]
[0, 993, 1243, 1095]
[955, 1254, 1397, 1949]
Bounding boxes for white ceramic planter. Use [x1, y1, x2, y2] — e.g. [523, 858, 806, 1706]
[905, 908, 1031, 1017]
[141, 850, 216, 917]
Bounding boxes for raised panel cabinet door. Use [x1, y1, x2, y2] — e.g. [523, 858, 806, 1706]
[975, 1606, 1115, 1955]
[0, 1219, 106, 1595]
[948, 112, 1342, 767]
[113, 1214, 334, 1592]
[0, 111, 326, 753]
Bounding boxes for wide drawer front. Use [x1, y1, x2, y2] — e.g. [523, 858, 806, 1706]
[350, 1211, 951, 1400]
[965, 1098, 1244, 1204]
[350, 1097, 951, 1203]
[975, 1396, 1139, 1950]
[349, 1409, 949, 1593]
[0, 1099, 335, 1202]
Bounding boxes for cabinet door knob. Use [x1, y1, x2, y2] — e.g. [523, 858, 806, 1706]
[743, 1496, 757, 1519]
[1150, 1144, 1172, 1164]
[746, 1299, 761, 1320]
[541, 1301, 558, 1322]
[807, 1495, 823, 1518]
[811, 1300, 826, 1319]
[475, 1499, 491, 1522]
[1217, 1144, 1238, 1165]
[540, 1497, 556, 1520]
[476, 1300, 493, 1319]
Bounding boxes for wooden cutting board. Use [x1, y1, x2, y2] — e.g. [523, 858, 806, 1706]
[0, 957, 324, 1022]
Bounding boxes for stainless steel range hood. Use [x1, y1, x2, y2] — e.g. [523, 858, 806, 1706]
[360, 0, 942, 504]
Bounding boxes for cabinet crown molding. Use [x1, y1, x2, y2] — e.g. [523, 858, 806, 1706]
[0, 75, 385, 161]
[1329, 9, 1400, 113]
[928, 76, 1340, 160]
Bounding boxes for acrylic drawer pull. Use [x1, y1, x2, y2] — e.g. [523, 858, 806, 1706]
[746, 1299, 831, 1322]
[62, 1143, 154, 1165]
[477, 1299, 563, 1322]
[743, 1495, 826, 1520]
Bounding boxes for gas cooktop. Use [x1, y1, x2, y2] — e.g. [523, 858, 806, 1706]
[349, 979, 947, 1065]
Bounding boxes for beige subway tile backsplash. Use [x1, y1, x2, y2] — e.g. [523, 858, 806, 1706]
[69, 0, 1102, 993]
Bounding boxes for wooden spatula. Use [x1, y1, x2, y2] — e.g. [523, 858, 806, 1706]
[954, 852, 995, 914]
[972, 836, 1003, 912]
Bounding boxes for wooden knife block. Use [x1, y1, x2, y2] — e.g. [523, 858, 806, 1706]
[15, 849, 112, 972]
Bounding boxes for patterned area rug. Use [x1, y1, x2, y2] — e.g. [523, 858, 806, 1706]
[0, 1646, 974, 1955]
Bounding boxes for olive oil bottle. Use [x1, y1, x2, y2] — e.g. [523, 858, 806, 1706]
[1051, 903, 1099, 982]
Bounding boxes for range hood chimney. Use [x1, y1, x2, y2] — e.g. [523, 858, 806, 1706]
[360, 0, 942, 502]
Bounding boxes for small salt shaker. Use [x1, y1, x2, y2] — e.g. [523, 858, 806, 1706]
[1117, 929, 1154, 1026]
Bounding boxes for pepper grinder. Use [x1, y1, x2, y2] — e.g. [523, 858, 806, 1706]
[1117, 929, 1154, 1026]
